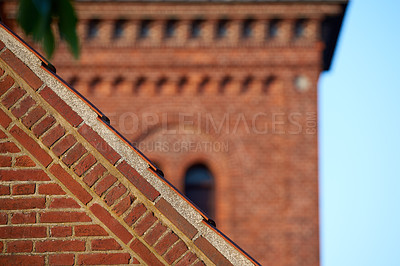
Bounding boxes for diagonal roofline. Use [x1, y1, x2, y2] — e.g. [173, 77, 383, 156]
[0, 22, 260, 265]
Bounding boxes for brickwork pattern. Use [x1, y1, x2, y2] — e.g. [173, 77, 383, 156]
[0, 38, 242, 265]
[1, 1, 347, 265]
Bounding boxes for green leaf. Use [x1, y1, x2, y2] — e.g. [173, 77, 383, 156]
[54, 0, 80, 58]
[16, 0, 80, 59]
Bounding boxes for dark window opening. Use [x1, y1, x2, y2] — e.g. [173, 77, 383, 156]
[165, 20, 177, 38]
[89, 77, 101, 95]
[241, 76, 253, 93]
[216, 19, 229, 39]
[177, 77, 188, 93]
[87, 19, 100, 39]
[113, 76, 124, 91]
[268, 19, 280, 39]
[138, 20, 152, 39]
[113, 19, 126, 39]
[185, 164, 214, 219]
[219, 76, 231, 94]
[294, 19, 307, 38]
[197, 76, 209, 94]
[68, 76, 78, 88]
[156, 77, 167, 93]
[134, 76, 146, 94]
[263, 76, 276, 93]
[242, 19, 254, 39]
[190, 19, 203, 38]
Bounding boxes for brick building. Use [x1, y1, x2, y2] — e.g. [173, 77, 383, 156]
[0, 23, 258, 265]
[1, 0, 347, 265]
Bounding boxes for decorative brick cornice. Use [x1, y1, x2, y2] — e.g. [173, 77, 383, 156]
[0, 23, 259, 265]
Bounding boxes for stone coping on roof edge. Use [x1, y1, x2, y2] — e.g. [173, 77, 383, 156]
[0, 24, 258, 265]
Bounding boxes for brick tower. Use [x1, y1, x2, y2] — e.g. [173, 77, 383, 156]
[2, 1, 347, 265]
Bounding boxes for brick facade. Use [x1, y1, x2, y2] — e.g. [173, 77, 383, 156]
[0, 24, 258, 265]
[1, 1, 347, 265]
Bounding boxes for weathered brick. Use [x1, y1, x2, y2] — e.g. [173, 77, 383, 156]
[62, 142, 86, 166]
[38, 183, 65, 195]
[49, 164, 93, 205]
[21, 106, 46, 128]
[117, 161, 160, 201]
[193, 260, 206, 266]
[11, 95, 35, 118]
[113, 194, 135, 216]
[36, 240, 86, 252]
[11, 212, 36, 224]
[0, 198, 45, 210]
[105, 183, 127, 206]
[2, 86, 25, 109]
[91, 238, 122, 251]
[194, 236, 233, 265]
[7, 240, 33, 252]
[0, 184, 10, 195]
[164, 241, 188, 264]
[124, 203, 147, 226]
[15, 155, 36, 167]
[74, 153, 96, 176]
[39, 86, 83, 126]
[154, 231, 179, 255]
[0, 213, 6, 224]
[50, 226, 72, 237]
[144, 222, 168, 246]
[78, 124, 121, 164]
[134, 212, 157, 236]
[12, 183, 35, 195]
[0, 129, 7, 138]
[49, 197, 80, 209]
[0, 226, 46, 238]
[77, 253, 131, 265]
[52, 134, 76, 157]
[74, 224, 108, 236]
[94, 174, 117, 196]
[32, 115, 55, 137]
[175, 252, 198, 266]
[83, 163, 106, 186]
[0, 169, 50, 181]
[0, 75, 14, 96]
[0, 155, 12, 166]
[9, 125, 52, 167]
[0, 255, 44, 265]
[49, 254, 75, 266]
[0, 142, 20, 153]
[90, 203, 133, 244]
[0, 49, 43, 90]
[40, 211, 91, 223]
[0, 108, 11, 128]
[155, 198, 198, 239]
[130, 239, 164, 266]
[41, 124, 65, 147]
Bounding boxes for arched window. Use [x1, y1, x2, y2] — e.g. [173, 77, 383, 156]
[113, 19, 126, 39]
[184, 164, 214, 218]
[87, 19, 100, 39]
[268, 19, 280, 39]
[197, 76, 209, 94]
[216, 19, 229, 39]
[190, 19, 203, 38]
[242, 19, 254, 39]
[294, 19, 307, 39]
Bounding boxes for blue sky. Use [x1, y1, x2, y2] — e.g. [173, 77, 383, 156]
[319, 1, 400, 265]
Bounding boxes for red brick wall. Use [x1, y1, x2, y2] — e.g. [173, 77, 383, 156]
[2, 1, 346, 264]
[0, 42, 235, 265]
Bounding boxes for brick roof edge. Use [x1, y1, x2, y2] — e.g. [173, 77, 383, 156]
[0, 22, 260, 265]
